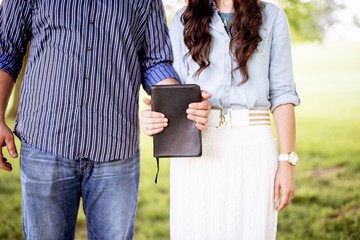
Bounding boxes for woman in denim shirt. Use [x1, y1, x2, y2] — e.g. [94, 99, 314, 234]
[141, 0, 300, 239]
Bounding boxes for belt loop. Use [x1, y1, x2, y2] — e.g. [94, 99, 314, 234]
[227, 109, 232, 128]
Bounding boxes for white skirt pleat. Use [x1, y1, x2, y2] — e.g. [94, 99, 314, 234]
[170, 125, 278, 240]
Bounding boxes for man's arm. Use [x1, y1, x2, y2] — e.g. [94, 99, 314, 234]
[0, 70, 18, 171]
[156, 78, 178, 85]
[0, 0, 32, 171]
[139, 0, 181, 92]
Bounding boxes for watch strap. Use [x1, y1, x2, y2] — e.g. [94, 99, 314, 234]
[278, 153, 289, 161]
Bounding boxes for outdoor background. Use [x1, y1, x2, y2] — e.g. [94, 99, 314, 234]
[0, 0, 359, 239]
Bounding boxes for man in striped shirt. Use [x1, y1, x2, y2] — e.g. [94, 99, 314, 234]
[0, 0, 211, 239]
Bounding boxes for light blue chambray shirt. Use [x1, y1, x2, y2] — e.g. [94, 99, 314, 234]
[170, 2, 300, 112]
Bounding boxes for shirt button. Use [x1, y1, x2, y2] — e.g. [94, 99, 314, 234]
[89, 19, 94, 24]
[87, 46, 92, 51]
[85, 74, 89, 80]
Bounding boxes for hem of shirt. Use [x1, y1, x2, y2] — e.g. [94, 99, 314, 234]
[143, 63, 180, 94]
[14, 130, 141, 162]
[14, 130, 70, 160]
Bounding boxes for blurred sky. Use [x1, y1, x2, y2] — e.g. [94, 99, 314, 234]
[327, 0, 360, 40]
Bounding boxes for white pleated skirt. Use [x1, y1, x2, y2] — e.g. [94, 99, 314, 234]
[170, 125, 279, 240]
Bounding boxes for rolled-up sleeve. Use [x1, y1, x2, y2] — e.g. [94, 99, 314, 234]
[268, 8, 300, 112]
[0, 0, 32, 81]
[140, 0, 180, 93]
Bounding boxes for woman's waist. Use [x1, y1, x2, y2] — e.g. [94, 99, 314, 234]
[206, 108, 271, 128]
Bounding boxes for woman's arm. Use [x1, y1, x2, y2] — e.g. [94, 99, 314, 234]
[273, 103, 296, 211]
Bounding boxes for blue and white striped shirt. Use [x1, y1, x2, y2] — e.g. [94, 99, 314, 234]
[0, 0, 179, 161]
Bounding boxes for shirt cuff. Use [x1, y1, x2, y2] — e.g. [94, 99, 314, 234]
[0, 54, 22, 81]
[270, 94, 300, 112]
[142, 63, 180, 93]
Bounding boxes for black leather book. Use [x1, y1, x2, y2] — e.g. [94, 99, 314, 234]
[151, 84, 202, 158]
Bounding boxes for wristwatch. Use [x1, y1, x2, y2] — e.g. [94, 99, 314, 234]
[278, 152, 299, 166]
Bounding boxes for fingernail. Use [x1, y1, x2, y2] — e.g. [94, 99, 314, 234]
[274, 199, 279, 209]
[163, 123, 168, 127]
[164, 118, 168, 123]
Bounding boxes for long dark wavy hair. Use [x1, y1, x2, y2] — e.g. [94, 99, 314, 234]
[181, 0, 264, 83]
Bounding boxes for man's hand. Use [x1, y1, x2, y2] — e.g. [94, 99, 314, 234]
[141, 97, 168, 136]
[0, 122, 18, 171]
[0, 70, 17, 171]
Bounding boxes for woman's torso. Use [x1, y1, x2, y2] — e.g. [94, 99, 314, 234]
[169, 2, 299, 113]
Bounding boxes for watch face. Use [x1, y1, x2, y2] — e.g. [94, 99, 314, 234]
[289, 152, 299, 165]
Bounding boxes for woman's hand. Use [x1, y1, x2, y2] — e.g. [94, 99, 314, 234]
[274, 162, 295, 211]
[187, 90, 212, 131]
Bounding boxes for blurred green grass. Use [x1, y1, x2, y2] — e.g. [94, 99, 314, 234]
[1, 41, 359, 239]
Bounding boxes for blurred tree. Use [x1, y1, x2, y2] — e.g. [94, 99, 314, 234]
[279, 0, 345, 42]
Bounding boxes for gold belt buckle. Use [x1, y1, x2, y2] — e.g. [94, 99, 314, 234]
[216, 109, 226, 128]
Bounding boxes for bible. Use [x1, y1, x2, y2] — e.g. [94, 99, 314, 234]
[151, 84, 203, 182]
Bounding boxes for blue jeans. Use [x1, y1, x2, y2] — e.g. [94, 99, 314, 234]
[20, 143, 140, 240]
